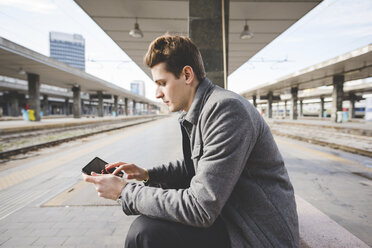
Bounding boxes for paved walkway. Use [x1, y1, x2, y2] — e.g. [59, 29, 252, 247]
[0, 115, 370, 247]
[1, 190, 368, 247]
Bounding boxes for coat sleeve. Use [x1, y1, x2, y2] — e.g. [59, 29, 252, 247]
[121, 98, 257, 227]
[145, 159, 193, 189]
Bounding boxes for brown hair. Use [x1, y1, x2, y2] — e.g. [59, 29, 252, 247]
[144, 35, 206, 83]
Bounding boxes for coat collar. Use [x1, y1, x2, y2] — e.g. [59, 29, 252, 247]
[179, 77, 215, 127]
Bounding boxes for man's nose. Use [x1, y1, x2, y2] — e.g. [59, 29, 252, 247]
[155, 87, 164, 99]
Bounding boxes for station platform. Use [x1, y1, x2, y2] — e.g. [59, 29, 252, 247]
[37, 176, 369, 248]
[0, 115, 160, 134]
[269, 117, 372, 135]
[0, 115, 370, 247]
[0, 115, 370, 134]
[0, 114, 370, 158]
[265, 117, 372, 158]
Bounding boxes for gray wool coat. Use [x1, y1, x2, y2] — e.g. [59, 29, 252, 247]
[121, 78, 299, 247]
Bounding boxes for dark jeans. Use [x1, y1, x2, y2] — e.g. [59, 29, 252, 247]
[125, 215, 230, 248]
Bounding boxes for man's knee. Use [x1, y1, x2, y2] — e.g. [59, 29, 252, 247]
[125, 215, 167, 248]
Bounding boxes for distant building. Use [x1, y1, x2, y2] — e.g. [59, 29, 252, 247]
[49, 31, 85, 71]
[130, 80, 146, 96]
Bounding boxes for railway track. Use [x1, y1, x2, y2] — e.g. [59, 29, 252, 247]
[0, 115, 164, 159]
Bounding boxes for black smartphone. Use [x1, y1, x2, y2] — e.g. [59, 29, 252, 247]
[82, 157, 124, 177]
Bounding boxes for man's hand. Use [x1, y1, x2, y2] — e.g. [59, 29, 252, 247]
[105, 162, 149, 182]
[82, 172, 127, 200]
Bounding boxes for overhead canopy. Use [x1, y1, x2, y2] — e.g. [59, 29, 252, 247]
[74, 0, 321, 78]
[0, 37, 159, 105]
[242, 44, 372, 98]
[294, 80, 372, 100]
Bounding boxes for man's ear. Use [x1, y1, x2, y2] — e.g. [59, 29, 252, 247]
[183, 66, 194, 85]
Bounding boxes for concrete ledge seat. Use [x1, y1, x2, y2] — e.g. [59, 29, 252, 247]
[296, 195, 369, 248]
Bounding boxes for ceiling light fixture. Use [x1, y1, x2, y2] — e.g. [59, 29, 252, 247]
[240, 19, 254, 40]
[18, 67, 26, 75]
[129, 17, 143, 38]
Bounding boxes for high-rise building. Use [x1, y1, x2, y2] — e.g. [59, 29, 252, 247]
[130, 80, 146, 96]
[49, 31, 85, 71]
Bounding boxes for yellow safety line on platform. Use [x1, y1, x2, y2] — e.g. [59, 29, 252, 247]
[0, 123, 153, 191]
[43, 180, 88, 207]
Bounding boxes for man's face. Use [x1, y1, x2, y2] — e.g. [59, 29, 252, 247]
[151, 62, 192, 112]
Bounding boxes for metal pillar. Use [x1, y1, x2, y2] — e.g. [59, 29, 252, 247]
[291, 87, 298, 120]
[299, 100, 303, 117]
[88, 99, 92, 115]
[124, 98, 128, 115]
[319, 97, 324, 118]
[133, 100, 137, 115]
[284, 100, 287, 118]
[64, 98, 69, 115]
[276, 102, 280, 117]
[27, 73, 41, 121]
[9, 91, 19, 117]
[331, 75, 344, 122]
[81, 99, 85, 115]
[43, 95, 49, 116]
[349, 93, 356, 120]
[72, 86, 81, 118]
[97, 91, 103, 117]
[189, 0, 229, 88]
[114, 95, 118, 117]
[253, 95, 257, 107]
[267, 92, 273, 119]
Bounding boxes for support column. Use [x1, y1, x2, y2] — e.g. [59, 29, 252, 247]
[253, 95, 257, 107]
[299, 99, 303, 117]
[43, 95, 49, 116]
[72, 86, 81, 118]
[9, 91, 19, 117]
[331, 75, 344, 122]
[97, 91, 103, 117]
[133, 100, 137, 115]
[291, 87, 298, 120]
[319, 97, 324, 118]
[284, 100, 287, 118]
[88, 99, 92, 115]
[27, 73, 41, 121]
[276, 102, 279, 117]
[189, 0, 229, 88]
[349, 93, 356, 120]
[64, 98, 69, 115]
[81, 99, 85, 115]
[267, 92, 273, 119]
[114, 95, 118, 117]
[124, 98, 128, 115]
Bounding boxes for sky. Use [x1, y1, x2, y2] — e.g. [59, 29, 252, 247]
[0, 0, 371, 101]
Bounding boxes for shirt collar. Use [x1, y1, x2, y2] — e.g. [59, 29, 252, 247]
[179, 77, 214, 126]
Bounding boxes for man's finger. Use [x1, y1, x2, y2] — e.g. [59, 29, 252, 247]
[105, 161, 127, 170]
[126, 174, 136, 180]
[112, 167, 125, 176]
[91, 172, 104, 177]
[82, 173, 97, 184]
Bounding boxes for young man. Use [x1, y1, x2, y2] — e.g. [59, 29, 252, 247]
[83, 35, 299, 248]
